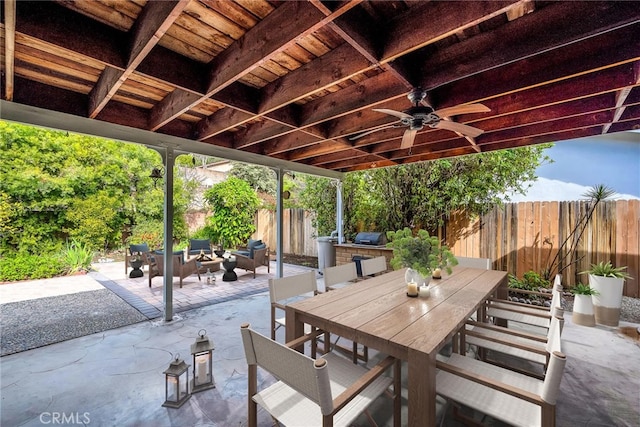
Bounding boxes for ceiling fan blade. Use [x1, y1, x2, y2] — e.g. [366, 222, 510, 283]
[373, 108, 413, 120]
[435, 120, 485, 138]
[400, 129, 417, 149]
[434, 103, 490, 118]
[349, 124, 399, 140]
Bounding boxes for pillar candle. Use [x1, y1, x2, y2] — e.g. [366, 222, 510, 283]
[196, 357, 207, 384]
[418, 285, 430, 298]
[407, 281, 418, 296]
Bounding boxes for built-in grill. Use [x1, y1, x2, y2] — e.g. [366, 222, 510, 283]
[353, 232, 387, 247]
[350, 232, 388, 277]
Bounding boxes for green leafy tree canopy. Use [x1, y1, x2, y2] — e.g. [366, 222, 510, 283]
[203, 176, 260, 248]
[300, 145, 552, 239]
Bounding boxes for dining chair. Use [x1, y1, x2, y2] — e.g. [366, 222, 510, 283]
[324, 262, 358, 291]
[436, 350, 567, 427]
[486, 275, 563, 332]
[455, 256, 492, 270]
[462, 309, 565, 379]
[240, 323, 400, 427]
[323, 262, 368, 363]
[360, 256, 387, 277]
[490, 274, 563, 314]
[269, 270, 327, 357]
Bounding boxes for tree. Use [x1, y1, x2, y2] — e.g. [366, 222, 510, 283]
[300, 145, 552, 238]
[229, 162, 276, 195]
[0, 122, 192, 255]
[203, 177, 260, 248]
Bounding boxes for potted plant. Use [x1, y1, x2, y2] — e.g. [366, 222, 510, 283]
[570, 284, 597, 327]
[386, 228, 458, 285]
[581, 261, 632, 326]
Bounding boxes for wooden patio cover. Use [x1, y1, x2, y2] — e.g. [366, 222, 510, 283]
[2, 1, 639, 175]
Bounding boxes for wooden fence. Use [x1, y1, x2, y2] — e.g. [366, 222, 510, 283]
[253, 201, 639, 297]
[447, 200, 639, 298]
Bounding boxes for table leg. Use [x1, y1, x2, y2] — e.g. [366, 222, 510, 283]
[408, 348, 436, 426]
[285, 306, 305, 353]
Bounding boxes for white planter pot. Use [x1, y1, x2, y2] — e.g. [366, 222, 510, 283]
[572, 294, 595, 327]
[589, 274, 625, 326]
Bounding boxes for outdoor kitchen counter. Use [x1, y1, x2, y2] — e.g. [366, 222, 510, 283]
[334, 243, 394, 271]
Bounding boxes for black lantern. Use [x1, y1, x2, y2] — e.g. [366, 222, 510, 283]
[149, 167, 164, 188]
[190, 329, 215, 393]
[162, 354, 191, 408]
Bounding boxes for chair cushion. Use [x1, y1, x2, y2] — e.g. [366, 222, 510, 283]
[248, 239, 262, 250]
[130, 243, 150, 254]
[250, 243, 266, 259]
[154, 250, 185, 264]
[233, 250, 251, 257]
[189, 239, 211, 254]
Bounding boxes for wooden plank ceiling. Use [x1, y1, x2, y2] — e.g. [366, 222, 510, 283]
[2, 0, 639, 172]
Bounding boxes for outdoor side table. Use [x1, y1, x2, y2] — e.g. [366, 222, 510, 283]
[129, 259, 143, 278]
[222, 259, 237, 282]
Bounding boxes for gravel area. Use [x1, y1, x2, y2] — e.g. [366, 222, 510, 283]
[0, 289, 147, 356]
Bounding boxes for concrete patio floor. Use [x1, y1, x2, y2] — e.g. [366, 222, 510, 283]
[1, 262, 639, 426]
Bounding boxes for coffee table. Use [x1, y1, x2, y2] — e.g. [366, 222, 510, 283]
[197, 258, 222, 274]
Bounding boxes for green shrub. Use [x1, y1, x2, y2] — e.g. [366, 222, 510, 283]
[62, 239, 94, 274]
[0, 252, 64, 281]
[508, 270, 550, 291]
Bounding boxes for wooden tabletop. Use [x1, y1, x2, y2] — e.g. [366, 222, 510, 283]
[288, 266, 508, 359]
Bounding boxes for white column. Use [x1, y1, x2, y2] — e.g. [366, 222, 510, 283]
[336, 179, 344, 244]
[163, 148, 175, 321]
[275, 168, 284, 277]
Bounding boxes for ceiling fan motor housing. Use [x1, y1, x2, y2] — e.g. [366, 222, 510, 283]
[403, 105, 440, 129]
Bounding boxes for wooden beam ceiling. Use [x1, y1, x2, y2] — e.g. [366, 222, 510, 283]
[2, 0, 639, 173]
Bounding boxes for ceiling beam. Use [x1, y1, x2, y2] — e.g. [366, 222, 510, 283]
[88, 0, 189, 118]
[3, 0, 16, 101]
[417, 0, 640, 91]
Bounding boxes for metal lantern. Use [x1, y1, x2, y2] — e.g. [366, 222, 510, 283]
[162, 354, 191, 408]
[190, 329, 215, 393]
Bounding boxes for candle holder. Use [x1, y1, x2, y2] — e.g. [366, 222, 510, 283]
[162, 354, 191, 408]
[190, 329, 215, 393]
[405, 268, 423, 297]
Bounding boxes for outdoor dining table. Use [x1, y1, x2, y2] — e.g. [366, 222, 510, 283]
[285, 265, 508, 426]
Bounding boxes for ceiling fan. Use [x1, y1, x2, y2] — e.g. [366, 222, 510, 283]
[350, 88, 490, 149]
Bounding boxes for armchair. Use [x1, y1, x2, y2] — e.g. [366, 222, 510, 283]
[149, 251, 201, 288]
[125, 243, 155, 275]
[234, 245, 270, 278]
[187, 239, 213, 260]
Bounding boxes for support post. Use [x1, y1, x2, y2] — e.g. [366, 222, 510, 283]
[163, 148, 175, 321]
[336, 179, 344, 244]
[275, 168, 284, 277]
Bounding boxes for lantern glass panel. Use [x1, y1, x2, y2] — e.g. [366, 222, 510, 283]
[178, 371, 188, 400]
[166, 375, 178, 403]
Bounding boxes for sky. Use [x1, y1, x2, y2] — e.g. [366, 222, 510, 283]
[509, 130, 640, 201]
